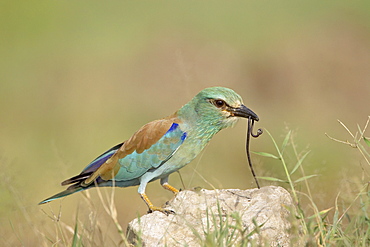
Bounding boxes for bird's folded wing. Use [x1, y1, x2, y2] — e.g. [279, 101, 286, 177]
[82, 117, 186, 185]
[61, 142, 123, 186]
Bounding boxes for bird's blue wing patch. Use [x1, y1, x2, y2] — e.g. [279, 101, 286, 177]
[114, 123, 187, 180]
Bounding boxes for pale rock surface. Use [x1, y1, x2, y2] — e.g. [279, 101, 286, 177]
[127, 186, 296, 246]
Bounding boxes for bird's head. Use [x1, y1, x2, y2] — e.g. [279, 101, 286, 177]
[179, 87, 259, 131]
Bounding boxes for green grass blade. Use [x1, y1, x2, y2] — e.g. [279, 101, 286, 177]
[252, 151, 280, 159]
[71, 211, 82, 247]
[257, 176, 288, 183]
[290, 151, 310, 175]
[307, 207, 333, 219]
[71, 221, 80, 247]
[281, 130, 292, 155]
[264, 129, 298, 202]
[294, 174, 317, 183]
[364, 136, 370, 147]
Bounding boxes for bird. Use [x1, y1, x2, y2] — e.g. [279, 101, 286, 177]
[39, 87, 259, 214]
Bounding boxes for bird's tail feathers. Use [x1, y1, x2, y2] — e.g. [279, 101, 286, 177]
[61, 172, 93, 186]
[38, 185, 84, 205]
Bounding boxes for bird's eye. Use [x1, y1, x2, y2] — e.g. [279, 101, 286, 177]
[213, 99, 226, 108]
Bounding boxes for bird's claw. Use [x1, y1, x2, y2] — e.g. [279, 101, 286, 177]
[147, 206, 176, 215]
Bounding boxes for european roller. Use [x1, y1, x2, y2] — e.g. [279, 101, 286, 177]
[39, 87, 259, 214]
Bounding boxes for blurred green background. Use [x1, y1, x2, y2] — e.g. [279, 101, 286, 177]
[1, 0, 369, 245]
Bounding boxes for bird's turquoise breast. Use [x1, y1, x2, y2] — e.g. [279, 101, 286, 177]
[147, 123, 219, 180]
[114, 123, 186, 181]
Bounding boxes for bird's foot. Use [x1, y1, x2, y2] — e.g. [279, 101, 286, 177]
[140, 192, 175, 215]
[147, 206, 175, 215]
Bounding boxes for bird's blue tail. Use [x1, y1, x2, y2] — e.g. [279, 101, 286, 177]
[38, 186, 84, 205]
[39, 143, 124, 205]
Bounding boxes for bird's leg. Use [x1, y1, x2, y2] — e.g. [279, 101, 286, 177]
[160, 176, 179, 195]
[162, 183, 179, 194]
[140, 193, 175, 215]
[138, 178, 175, 215]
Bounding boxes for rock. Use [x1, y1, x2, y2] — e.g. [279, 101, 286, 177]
[127, 186, 296, 246]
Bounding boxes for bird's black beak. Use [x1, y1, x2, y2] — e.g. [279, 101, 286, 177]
[230, 104, 259, 121]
